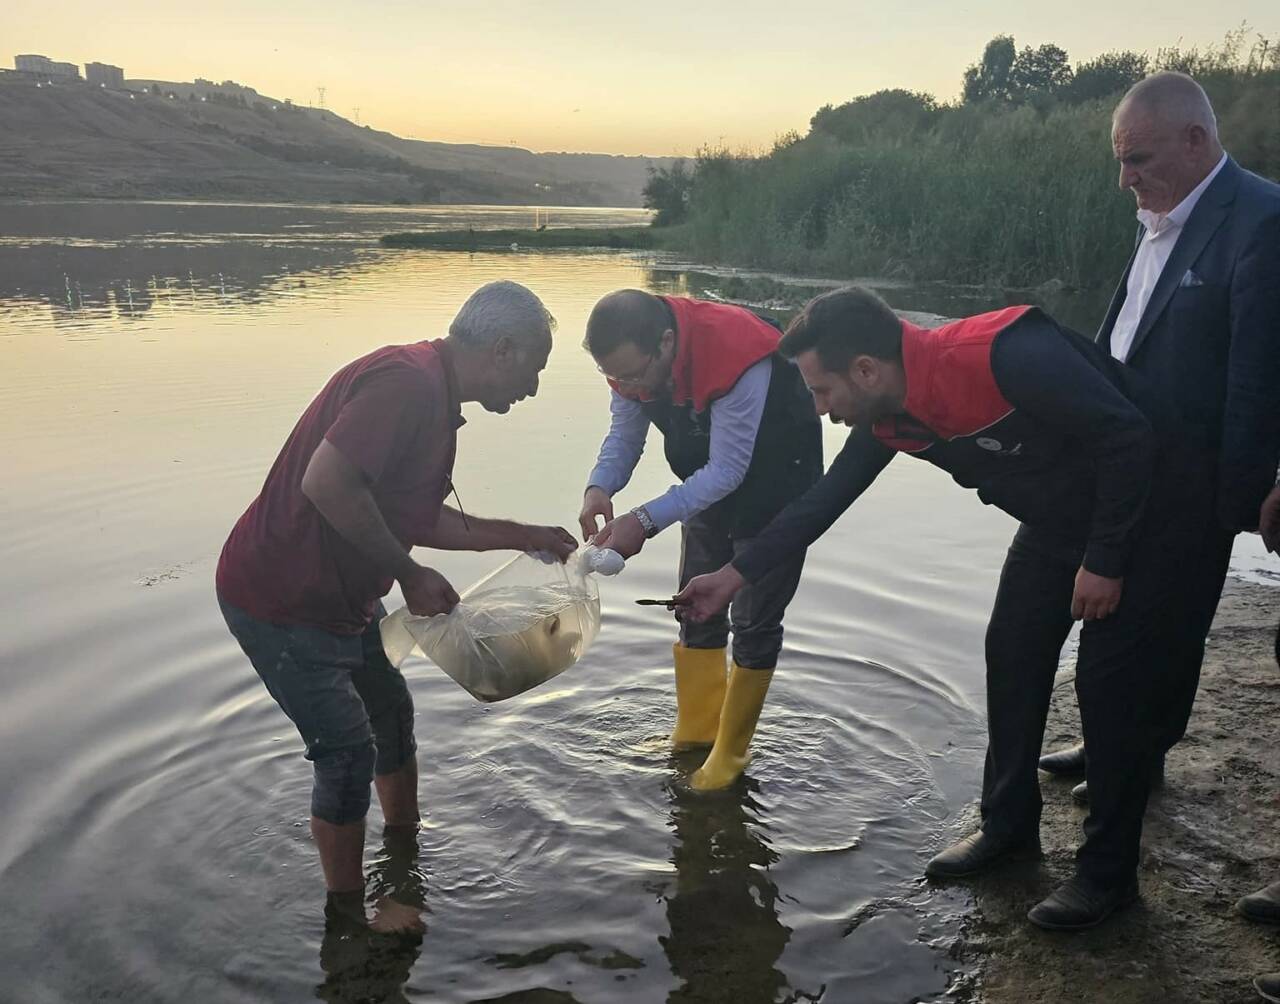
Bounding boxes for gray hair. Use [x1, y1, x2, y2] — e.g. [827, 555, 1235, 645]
[449, 280, 556, 349]
[1115, 71, 1219, 138]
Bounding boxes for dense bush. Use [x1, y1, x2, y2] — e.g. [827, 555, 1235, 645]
[664, 28, 1280, 288]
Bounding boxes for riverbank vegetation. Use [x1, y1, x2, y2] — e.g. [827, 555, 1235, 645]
[644, 27, 1280, 288]
[380, 226, 657, 250]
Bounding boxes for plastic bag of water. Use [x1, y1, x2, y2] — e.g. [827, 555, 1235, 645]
[380, 548, 620, 703]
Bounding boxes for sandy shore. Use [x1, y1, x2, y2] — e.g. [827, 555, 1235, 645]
[948, 578, 1280, 1004]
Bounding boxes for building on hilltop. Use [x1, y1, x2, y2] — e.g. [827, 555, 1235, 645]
[15, 54, 53, 74]
[193, 78, 259, 96]
[14, 54, 81, 80]
[85, 62, 124, 88]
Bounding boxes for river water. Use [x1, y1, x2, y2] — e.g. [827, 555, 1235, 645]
[0, 201, 1272, 1004]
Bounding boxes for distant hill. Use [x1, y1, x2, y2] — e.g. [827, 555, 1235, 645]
[0, 75, 670, 205]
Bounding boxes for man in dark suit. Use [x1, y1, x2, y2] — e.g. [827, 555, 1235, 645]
[1039, 73, 1280, 808]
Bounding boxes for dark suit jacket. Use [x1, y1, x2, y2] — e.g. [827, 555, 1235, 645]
[1098, 157, 1280, 531]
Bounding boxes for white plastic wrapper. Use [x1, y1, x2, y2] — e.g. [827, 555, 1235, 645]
[581, 544, 625, 576]
[381, 550, 609, 703]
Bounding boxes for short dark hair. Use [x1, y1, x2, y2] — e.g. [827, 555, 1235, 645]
[779, 286, 902, 371]
[583, 289, 670, 358]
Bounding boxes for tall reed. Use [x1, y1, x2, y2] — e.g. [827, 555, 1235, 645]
[667, 36, 1279, 288]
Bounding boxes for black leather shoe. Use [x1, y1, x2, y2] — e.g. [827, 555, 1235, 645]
[1069, 758, 1165, 806]
[1027, 874, 1139, 931]
[1038, 743, 1086, 776]
[1255, 973, 1280, 1003]
[1238, 881, 1280, 925]
[925, 829, 1041, 879]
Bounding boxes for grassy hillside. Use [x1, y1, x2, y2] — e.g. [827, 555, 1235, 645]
[0, 76, 669, 205]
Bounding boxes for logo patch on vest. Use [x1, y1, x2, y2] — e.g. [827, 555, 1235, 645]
[976, 436, 1022, 456]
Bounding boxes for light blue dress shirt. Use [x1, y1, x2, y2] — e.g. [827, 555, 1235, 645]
[585, 357, 773, 533]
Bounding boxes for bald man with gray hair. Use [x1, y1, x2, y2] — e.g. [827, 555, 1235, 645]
[1032, 71, 1280, 930]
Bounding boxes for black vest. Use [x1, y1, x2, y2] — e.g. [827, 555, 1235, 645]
[641, 352, 823, 538]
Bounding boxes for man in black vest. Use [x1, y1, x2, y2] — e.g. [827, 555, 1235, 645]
[677, 286, 1197, 930]
[1038, 72, 1280, 806]
[578, 289, 823, 790]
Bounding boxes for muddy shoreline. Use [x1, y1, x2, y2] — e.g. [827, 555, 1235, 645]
[947, 578, 1280, 1003]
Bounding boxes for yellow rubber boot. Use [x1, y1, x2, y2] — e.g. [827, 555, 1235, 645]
[671, 644, 727, 750]
[690, 663, 774, 791]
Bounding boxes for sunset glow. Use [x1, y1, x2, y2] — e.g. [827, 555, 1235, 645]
[5, 0, 1274, 155]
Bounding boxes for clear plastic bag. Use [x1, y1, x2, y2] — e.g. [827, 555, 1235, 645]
[380, 551, 604, 703]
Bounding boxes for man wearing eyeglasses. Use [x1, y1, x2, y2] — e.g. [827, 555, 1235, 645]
[578, 289, 823, 790]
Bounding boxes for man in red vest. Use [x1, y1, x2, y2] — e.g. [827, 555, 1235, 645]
[677, 285, 1192, 930]
[578, 289, 823, 790]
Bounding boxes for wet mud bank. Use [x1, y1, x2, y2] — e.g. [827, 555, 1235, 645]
[949, 578, 1280, 1003]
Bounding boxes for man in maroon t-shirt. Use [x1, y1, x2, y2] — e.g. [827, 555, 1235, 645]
[217, 280, 576, 933]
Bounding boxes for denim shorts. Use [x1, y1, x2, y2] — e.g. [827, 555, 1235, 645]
[218, 596, 416, 824]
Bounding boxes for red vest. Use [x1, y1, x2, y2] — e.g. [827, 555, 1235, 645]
[872, 306, 1033, 452]
[611, 297, 780, 411]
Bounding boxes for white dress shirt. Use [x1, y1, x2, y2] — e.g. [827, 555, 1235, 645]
[585, 357, 772, 533]
[1110, 153, 1228, 362]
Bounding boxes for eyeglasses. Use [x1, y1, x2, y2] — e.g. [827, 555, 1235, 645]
[599, 351, 658, 386]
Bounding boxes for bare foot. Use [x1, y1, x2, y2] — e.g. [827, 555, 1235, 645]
[369, 896, 425, 935]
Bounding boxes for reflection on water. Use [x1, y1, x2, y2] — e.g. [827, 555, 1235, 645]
[0, 200, 651, 243]
[319, 826, 427, 1004]
[1, 200, 1195, 1003]
[0, 200, 649, 325]
[662, 777, 791, 1003]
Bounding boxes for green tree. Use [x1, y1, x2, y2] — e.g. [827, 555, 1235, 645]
[963, 35, 1017, 103]
[1066, 51, 1150, 103]
[1009, 43, 1074, 99]
[643, 159, 693, 226]
[810, 89, 939, 144]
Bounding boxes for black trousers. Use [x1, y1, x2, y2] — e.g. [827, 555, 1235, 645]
[980, 511, 1191, 884]
[1151, 521, 1234, 753]
[1044, 476, 1233, 762]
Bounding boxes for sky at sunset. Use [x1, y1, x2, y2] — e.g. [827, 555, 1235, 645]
[4, 1, 1275, 156]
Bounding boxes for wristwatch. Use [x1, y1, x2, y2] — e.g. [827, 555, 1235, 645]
[630, 505, 659, 538]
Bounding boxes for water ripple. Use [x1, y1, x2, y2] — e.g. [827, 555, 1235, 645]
[0, 205, 1017, 1003]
